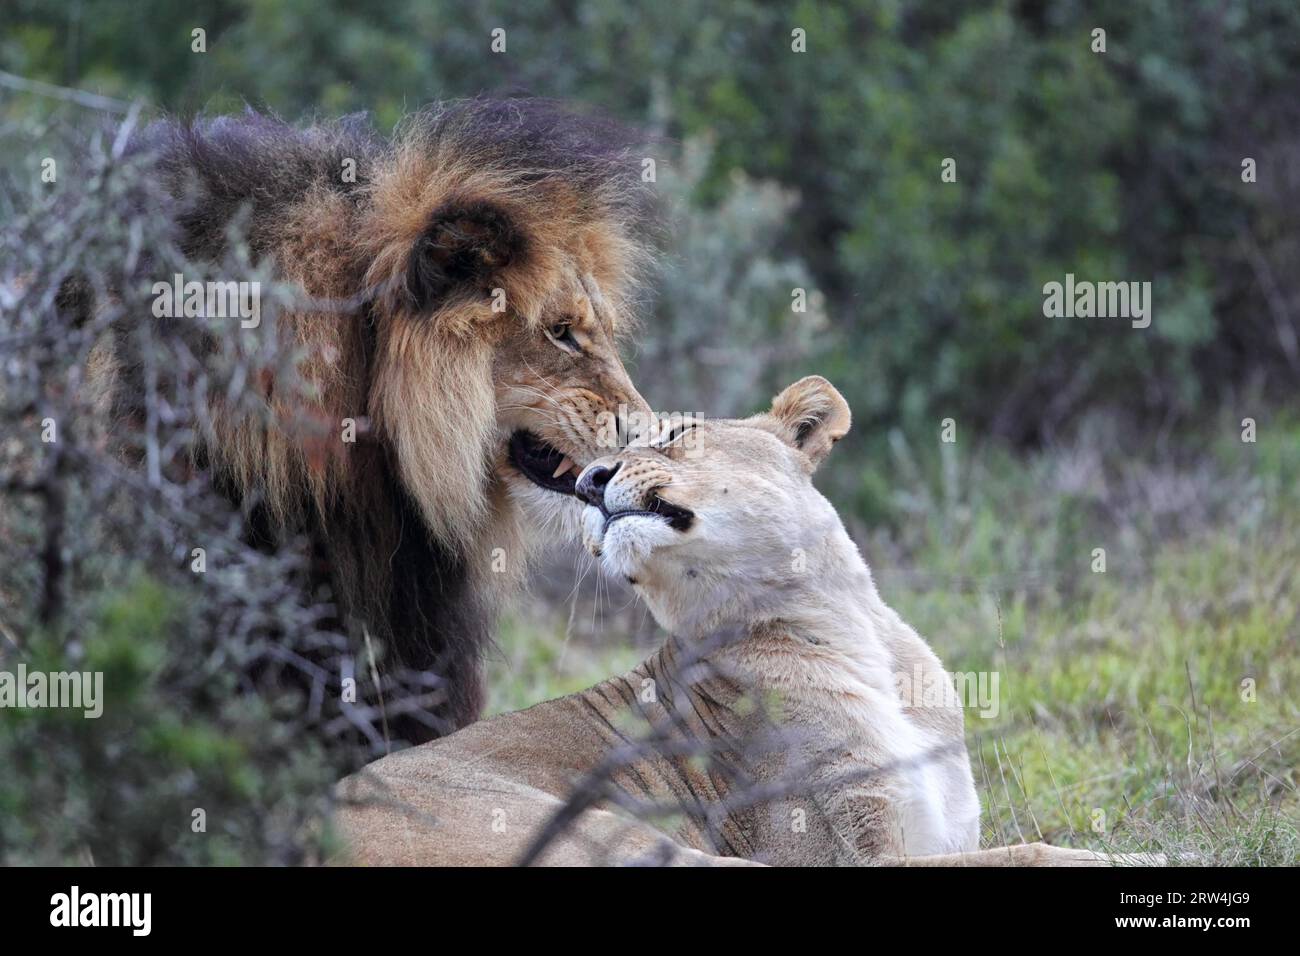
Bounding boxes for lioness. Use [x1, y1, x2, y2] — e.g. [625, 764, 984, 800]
[335, 377, 1148, 866]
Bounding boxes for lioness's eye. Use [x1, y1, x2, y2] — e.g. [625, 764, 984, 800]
[660, 422, 694, 446]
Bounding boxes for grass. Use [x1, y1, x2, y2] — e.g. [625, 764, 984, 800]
[900, 521, 1300, 865]
[878, 412, 1300, 864]
[484, 410, 1300, 864]
[484, 605, 649, 718]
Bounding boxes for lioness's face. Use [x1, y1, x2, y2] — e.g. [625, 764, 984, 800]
[496, 271, 650, 502]
[576, 377, 851, 634]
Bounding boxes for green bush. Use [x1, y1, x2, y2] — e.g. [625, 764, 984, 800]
[8, 0, 1297, 445]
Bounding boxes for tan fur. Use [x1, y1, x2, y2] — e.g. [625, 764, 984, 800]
[334, 377, 1163, 866]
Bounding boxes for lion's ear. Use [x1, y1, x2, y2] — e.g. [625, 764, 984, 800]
[406, 201, 525, 311]
[763, 376, 851, 468]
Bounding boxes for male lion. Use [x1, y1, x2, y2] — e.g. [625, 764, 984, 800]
[82, 100, 654, 740]
[334, 377, 1158, 865]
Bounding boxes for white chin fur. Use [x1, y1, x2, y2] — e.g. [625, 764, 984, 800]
[595, 514, 677, 579]
[581, 505, 606, 555]
[505, 475, 585, 539]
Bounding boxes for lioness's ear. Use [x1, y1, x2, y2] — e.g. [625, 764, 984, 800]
[764, 376, 851, 468]
[406, 200, 525, 311]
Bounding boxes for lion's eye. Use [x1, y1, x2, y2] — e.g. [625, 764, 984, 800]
[545, 321, 579, 353]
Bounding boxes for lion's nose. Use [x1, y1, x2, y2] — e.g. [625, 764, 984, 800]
[576, 462, 620, 507]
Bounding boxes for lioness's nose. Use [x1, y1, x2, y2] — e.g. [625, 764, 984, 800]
[576, 462, 620, 507]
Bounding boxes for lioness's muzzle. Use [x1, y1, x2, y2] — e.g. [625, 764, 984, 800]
[576, 460, 695, 532]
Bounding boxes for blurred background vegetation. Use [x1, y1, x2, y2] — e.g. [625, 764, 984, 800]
[1, 0, 1296, 863]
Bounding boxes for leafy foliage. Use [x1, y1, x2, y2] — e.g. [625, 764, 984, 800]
[7, 0, 1298, 439]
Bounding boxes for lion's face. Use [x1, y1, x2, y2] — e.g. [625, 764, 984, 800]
[575, 377, 851, 634]
[495, 271, 650, 503]
[360, 177, 654, 554]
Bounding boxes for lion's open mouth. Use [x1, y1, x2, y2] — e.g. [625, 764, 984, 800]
[508, 431, 580, 495]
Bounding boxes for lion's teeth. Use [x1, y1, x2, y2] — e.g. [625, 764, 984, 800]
[552, 456, 575, 479]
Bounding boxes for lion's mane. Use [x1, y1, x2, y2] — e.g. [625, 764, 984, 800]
[99, 99, 653, 739]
